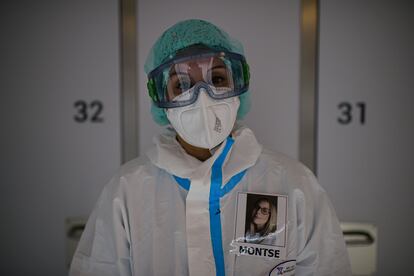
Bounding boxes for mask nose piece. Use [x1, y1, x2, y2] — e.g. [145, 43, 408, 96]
[198, 87, 208, 97]
[193, 81, 212, 101]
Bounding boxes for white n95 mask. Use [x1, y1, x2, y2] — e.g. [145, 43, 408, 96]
[166, 86, 240, 149]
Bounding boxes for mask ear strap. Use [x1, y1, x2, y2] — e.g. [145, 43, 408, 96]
[202, 56, 214, 82]
[221, 58, 235, 89]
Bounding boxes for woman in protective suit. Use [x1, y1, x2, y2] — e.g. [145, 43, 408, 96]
[69, 19, 351, 276]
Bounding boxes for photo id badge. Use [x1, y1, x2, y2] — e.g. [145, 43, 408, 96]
[230, 192, 288, 260]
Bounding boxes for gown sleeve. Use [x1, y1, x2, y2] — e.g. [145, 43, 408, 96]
[69, 176, 132, 276]
[294, 167, 352, 276]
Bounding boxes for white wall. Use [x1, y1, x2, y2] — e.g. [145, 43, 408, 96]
[0, 1, 121, 275]
[318, 1, 414, 274]
[137, 0, 301, 159]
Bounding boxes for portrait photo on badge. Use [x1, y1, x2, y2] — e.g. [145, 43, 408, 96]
[244, 194, 278, 246]
[231, 192, 288, 259]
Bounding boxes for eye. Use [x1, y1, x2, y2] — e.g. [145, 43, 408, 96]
[210, 66, 230, 87]
[212, 76, 225, 85]
[167, 74, 193, 100]
[212, 74, 229, 87]
[175, 80, 191, 90]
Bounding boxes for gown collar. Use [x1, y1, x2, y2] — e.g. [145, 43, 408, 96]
[146, 123, 262, 180]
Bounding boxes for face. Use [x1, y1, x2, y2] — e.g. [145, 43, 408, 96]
[166, 57, 231, 101]
[253, 200, 270, 228]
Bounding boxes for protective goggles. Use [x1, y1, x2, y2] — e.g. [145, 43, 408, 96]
[147, 50, 250, 108]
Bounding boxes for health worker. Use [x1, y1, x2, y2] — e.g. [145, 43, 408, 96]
[69, 19, 351, 276]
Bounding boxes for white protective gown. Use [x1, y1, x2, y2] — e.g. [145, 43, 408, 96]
[70, 125, 351, 276]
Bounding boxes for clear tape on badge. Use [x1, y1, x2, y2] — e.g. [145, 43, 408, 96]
[230, 192, 288, 260]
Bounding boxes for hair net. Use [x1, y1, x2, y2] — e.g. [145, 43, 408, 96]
[145, 19, 251, 125]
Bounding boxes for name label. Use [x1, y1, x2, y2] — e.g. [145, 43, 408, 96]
[239, 245, 280, 258]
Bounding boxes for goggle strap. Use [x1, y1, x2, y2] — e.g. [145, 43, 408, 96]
[147, 78, 158, 102]
[242, 61, 250, 85]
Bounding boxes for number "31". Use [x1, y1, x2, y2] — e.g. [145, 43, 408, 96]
[337, 102, 366, 125]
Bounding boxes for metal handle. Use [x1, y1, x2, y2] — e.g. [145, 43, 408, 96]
[67, 224, 85, 240]
[343, 230, 375, 246]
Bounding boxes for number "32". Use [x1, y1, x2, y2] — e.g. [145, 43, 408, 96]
[74, 100, 104, 123]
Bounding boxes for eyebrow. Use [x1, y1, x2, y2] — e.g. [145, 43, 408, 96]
[169, 64, 227, 78]
[209, 65, 227, 71]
